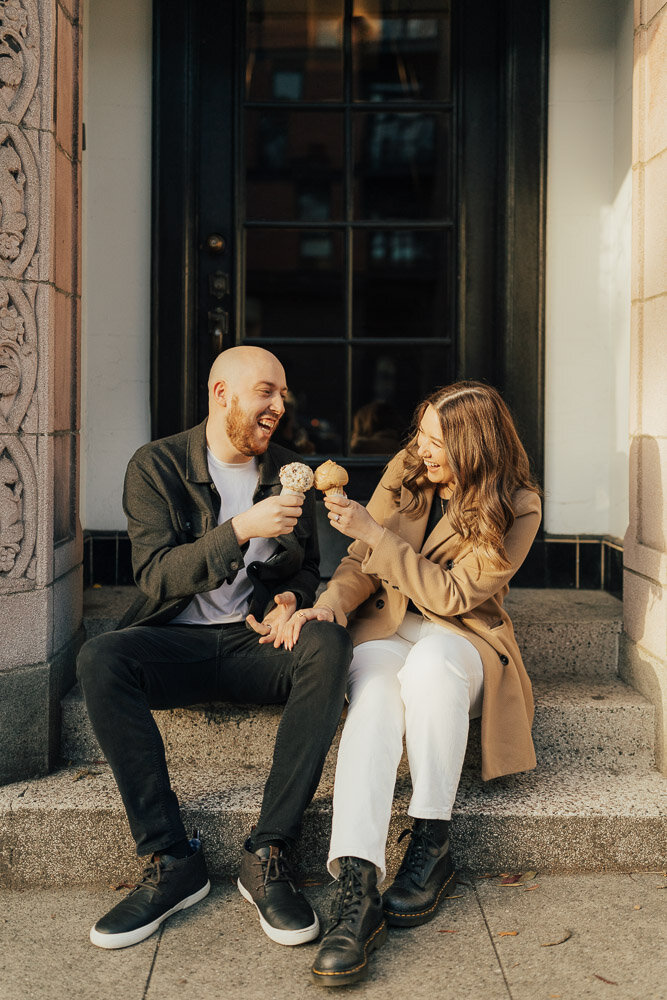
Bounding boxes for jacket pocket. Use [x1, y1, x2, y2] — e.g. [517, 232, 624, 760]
[175, 509, 209, 537]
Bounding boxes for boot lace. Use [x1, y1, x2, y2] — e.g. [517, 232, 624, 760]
[396, 825, 440, 879]
[327, 859, 365, 930]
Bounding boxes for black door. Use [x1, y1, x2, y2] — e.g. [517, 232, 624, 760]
[152, 0, 547, 497]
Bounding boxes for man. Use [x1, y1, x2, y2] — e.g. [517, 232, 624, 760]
[77, 346, 352, 950]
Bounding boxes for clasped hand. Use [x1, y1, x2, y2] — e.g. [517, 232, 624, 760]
[246, 593, 335, 649]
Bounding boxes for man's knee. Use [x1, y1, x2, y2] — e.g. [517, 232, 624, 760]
[299, 620, 353, 676]
[76, 630, 131, 696]
[295, 621, 352, 690]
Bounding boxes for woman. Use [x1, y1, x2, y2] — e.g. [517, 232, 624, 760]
[286, 381, 541, 987]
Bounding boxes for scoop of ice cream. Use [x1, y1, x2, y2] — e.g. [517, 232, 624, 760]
[313, 460, 349, 495]
[279, 462, 314, 495]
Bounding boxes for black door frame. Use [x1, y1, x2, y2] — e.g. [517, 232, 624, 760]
[151, 0, 548, 484]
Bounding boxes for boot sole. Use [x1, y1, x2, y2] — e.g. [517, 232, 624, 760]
[383, 869, 455, 927]
[89, 879, 211, 950]
[311, 920, 387, 987]
[237, 878, 320, 946]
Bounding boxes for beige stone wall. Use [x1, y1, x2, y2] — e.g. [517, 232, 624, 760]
[621, 0, 667, 771]
[0, 0, 83, 783]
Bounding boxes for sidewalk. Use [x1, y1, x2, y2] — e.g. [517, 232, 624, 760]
[2, 872, 665, 1000]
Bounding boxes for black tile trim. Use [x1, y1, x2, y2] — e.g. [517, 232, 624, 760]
[84, 530, 624, 598]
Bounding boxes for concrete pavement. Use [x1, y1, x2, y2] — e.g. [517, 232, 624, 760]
[1, 871, 665, 1000]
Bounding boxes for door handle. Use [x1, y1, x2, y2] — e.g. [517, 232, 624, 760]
[209, 307, 229, 356]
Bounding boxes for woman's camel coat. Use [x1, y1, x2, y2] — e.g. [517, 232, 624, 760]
[314, 453, 542, 781]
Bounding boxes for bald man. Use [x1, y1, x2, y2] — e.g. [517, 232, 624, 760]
[77, 347, 352, 951]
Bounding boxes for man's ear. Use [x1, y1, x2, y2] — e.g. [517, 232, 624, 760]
[211, 378, 228, 407]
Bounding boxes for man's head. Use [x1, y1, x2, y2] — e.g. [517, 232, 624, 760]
[207, 346, 287, 463]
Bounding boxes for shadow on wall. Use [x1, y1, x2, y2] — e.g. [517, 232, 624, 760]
[630, 435, 665, 635]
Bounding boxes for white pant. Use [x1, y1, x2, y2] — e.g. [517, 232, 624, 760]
[328, 612, 484, 883]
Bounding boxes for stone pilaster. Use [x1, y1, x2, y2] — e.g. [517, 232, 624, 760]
[0, 0, 83, 783]
[621, 0, 667, 771]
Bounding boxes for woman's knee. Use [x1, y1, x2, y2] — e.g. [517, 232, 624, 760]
[399, 635, 473, 693]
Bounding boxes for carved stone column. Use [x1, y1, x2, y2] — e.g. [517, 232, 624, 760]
[621, 0, 667, 773]
[0, 0, 83, 783]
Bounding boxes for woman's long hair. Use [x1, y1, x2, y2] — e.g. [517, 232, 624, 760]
[392, 381, 540, 568]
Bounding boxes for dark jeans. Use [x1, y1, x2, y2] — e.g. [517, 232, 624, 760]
[76, 619, 352, 857]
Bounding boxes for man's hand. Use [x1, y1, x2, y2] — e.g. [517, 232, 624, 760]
[246, 591, 298, 647]
[232, 494, 303, 546]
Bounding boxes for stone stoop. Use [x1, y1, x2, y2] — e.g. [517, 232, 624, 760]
[1, 588, 666, 888]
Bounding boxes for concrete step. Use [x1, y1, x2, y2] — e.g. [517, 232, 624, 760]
[61, 675, 656, 773]
[1, 755, 666, 888]
[5, 585, 658, 890]
[80, 586, 624, 679]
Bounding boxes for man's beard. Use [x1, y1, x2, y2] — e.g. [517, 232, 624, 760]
[225, 394, 271, 456]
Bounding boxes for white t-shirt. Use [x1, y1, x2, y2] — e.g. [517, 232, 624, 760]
[171, 450, 278, 625]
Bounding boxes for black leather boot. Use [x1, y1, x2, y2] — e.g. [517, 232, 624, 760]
[311, 857, 387, 987]
[382, 819, 455, 927]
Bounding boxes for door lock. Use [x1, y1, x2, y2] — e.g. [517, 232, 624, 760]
[209, 270, 229, 299]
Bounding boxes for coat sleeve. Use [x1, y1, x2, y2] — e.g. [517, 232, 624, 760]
[314, 456, 403, 625]
[360, 492, 541, 617]
[123, 451, 247, 603]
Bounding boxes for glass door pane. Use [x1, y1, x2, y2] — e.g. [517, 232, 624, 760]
[242, 0, 455, 464]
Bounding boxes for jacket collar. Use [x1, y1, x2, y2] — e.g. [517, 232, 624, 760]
[185, 418, 281, 485]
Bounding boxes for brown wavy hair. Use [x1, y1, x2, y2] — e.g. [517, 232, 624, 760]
[391, 381, 540, 568]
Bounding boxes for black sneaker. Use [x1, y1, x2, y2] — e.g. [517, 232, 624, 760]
[90, 836, 210, 949]
[237, 838, 319, 946]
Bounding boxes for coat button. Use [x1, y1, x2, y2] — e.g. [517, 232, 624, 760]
[499, 654, 509, 665]
[446, 559, 454, 570]
[376, 599, 385, 609]
[230, 560, 239, 571]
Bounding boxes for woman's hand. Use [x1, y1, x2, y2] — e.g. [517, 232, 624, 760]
[283, 605, 335, 651]
[325, 496, 383, 549]
[246, 591, 297, 647]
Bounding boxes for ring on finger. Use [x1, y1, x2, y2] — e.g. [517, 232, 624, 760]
[335, 514, 341, 522]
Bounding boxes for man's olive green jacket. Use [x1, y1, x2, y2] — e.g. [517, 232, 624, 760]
[118, 419, 320, 629]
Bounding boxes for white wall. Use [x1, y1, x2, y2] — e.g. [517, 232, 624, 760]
[81, 0, 152, 531]
[545, 0, 633, 538]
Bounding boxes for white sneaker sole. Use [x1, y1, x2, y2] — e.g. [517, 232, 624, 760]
[89, 879, 211, 950]
[237, 878, 320, 946]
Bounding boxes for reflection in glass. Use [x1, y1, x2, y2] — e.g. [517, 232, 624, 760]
[246, 111, 344, 222]
[247, 0, 344, 102]
[352, 0, 451, 102]
[350, 400, 402, 455]
[353, 111, 451, 219]
[353, 229, 450, 337]
[271, 344, 346, 455]
[246, 229, 344, 339]
[351, 343, 453, 453]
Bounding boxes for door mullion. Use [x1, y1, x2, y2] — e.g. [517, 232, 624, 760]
[344, 0, 353, 460]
